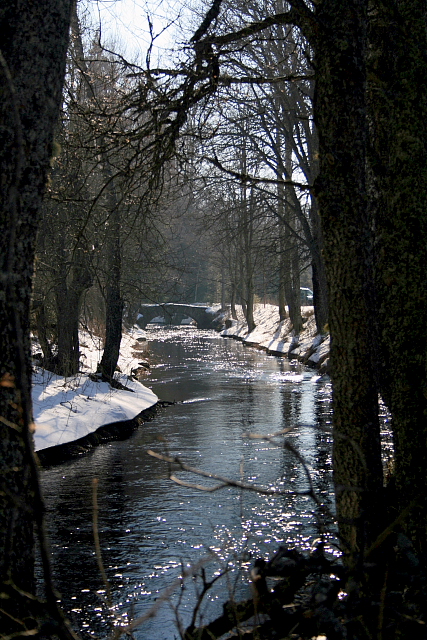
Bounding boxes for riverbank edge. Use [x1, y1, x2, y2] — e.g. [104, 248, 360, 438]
[220, 307, 330, 374]
[36, 402, 159, 467]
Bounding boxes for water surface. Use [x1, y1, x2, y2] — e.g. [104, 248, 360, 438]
[40, 327, 334, 639]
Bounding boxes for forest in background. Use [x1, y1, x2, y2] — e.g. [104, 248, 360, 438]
[32, 0, 321, 383]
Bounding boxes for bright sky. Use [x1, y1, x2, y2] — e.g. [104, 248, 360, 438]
[86, 0, 200, 63]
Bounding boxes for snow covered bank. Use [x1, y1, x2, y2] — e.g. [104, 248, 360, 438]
[221, 304, 330, 372]
[33, 325, 158, 458]
[33, 370, 157, 452]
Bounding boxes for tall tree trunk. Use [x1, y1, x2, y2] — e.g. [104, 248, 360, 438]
[230, 282, 238, 320]
[70, 7, 125, 381]
[240, 142, 256, 333]
[55, 246, 93, 377]
[98, 198, 124, 380]
[96, 138, 124, 381]
[244, 192, 256, 333]
[282, 230, 302, 334]
[288, 242, 303, 334]
[221, 261, 227, 311]
[33, 299, 55, 366]
[278, 231, 287, 322]
[274, 103, 303, 331]
[284, 136, 303, 335]
[313, 0, 383, 562]
[310, 199, 329, 333]
[276, 142, 288, 323]
[0, 0, 73, 631]
[307, 124, 329, 333]
[369, 1, 427, 558]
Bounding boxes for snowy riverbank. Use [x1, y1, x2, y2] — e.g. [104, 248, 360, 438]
[33, 325, 158, 454]
[221, 304, 330, 373]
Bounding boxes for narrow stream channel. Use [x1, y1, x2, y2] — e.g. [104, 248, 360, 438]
[40, 326, 334, 639]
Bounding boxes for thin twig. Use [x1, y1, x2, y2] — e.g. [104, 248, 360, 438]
[243, 426, 295, 440]
[108, 555, 215, 640]
[147, 449, 310, 496]
[364, 497, 420, 560]
[170, 474, 228, 492]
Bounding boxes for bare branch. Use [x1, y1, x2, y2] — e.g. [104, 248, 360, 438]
[190, 0, 224, 43]
[148, 449, 311, 497]
[128, 69, 313, 85]
[203, 154, 312, 190]
[218, 72, 314, 85]
[170, 474, 228, 492]
[197, 7, 316, 48]
[244, 426, 296, 440]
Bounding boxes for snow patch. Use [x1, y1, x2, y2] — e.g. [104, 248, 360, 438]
[33, 326, 157, 452]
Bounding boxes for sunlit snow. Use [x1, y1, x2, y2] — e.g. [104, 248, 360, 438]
[32, 325, 158, 452]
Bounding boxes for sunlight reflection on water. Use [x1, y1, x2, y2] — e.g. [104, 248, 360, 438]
[40, 327, 340, 639]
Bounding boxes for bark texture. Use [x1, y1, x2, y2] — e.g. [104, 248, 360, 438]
[313, 0, 383, 559]
[368, 1, 427, 557]
[0, 0, 73, 630]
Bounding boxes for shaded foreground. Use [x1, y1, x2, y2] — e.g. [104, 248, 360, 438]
[184, 536, 426, 640]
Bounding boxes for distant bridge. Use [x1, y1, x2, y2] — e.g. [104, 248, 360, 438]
[136, 303, 224, 330]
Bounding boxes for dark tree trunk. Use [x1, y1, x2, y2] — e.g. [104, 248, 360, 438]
[244, 195, 256, 333]
[239, 258, 247, 319]
[277, 169, 288, 323]
[33, 300, 55, 366]
[70, 7, 125, 382]
[54, 247, 93, 377]
[278, 235, 287, 322]
[313, 0, 383, 561]
[221, 262, 227, 312]
[310, 200, 329, 333]
[230, 283, 238, 320]
[239, 143, 256, 334]
[368, 1, 427, 558]
[283, 235, 303, 335]
[98, 190, 124, 381]
[0, 0, 73, 630]
[245, 281, 256, 333]
[285, 139, 302, 337]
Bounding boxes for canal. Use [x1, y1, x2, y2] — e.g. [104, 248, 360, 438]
[40, 326, 334, 639]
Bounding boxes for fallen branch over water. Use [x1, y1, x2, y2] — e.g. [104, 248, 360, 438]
[147, 449, 317, 498]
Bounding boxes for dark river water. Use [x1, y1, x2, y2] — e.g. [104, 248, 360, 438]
[40, 326, 335, 639]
